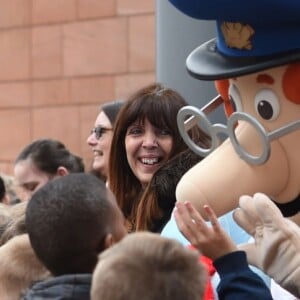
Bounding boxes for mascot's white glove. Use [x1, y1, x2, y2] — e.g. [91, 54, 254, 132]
[233, 193, 300, 298]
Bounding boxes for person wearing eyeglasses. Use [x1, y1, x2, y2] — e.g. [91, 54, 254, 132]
[86, 100, 124, 181]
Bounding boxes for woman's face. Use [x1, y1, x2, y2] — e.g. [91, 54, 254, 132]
[87, 111, 113, 179]
[125, 118, 173, 187]
[14, 159, 51, 202]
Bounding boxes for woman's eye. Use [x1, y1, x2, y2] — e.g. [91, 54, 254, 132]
[127, 126, 143, 135]
[158, 129, 171, 136]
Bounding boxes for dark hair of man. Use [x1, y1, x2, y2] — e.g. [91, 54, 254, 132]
[26, 173, 113, 276]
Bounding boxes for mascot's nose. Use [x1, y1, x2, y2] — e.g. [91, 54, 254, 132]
[176, 121, 289, 219]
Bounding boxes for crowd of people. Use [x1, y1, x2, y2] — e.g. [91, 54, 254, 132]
[0, 78, 298, 299]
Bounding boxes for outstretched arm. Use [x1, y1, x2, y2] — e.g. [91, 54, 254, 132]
[233, 193, 300, 298]
[174, 202, 237, 260]
[174, 202, 272, 300]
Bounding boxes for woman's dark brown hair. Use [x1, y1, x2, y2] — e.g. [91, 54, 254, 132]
[109, 82, 210, 231]
[135, 149, 207, 232]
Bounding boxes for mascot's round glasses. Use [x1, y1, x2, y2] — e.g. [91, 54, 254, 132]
[90, 126, 113, 140]
[177, 95, 300, 165]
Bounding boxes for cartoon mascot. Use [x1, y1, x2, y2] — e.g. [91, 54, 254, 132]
[168, 0, 300, 297]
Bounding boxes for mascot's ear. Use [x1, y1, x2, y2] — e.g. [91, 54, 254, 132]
[282, 62, 300, 104]
[214, 80, 233, 117]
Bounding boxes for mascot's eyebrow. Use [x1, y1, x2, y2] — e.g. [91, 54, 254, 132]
[256, 74, 274, 85]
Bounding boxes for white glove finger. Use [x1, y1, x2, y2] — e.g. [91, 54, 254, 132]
[233, 207, 256, 236]
[252, 193, 286, 226]
[233, 195, 262, 235]
[238, 195, 264, 222]
[253, 193, 300, 249]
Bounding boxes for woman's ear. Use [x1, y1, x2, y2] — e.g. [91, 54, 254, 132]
[56, 166, 69, 177]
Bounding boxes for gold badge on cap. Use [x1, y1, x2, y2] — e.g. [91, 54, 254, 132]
[221, 22, 255, 50]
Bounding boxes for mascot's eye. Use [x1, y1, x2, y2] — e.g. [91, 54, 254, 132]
[254, 89, 280, 121]
[229, 84, 243, 112]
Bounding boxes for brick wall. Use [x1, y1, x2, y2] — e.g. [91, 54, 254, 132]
[0, 0, 156, 174]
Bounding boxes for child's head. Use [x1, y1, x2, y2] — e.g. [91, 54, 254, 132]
[91, 232, 207, 300]
[26, 173, 127, 276]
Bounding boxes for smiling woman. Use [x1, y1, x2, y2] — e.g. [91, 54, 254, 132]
[125, 118, 173, 187]
[108, 82, 210, 232]
[86, 100, 124, 181]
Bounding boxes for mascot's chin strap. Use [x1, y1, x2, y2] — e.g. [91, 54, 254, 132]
[273, 195, 300, 217]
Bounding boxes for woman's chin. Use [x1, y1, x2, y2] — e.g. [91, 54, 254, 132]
[92, 160, 104, 173]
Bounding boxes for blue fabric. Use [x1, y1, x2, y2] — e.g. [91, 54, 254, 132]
[161, 210, 249, 245]
[161, 211, 270, 287]
[161, 213, 190, 246]
[169, 0, 300, 58]
[22, 274, 91, 300]
[216, 21, 300, 57]
[214, 251, 273, 300]
[169, 0, 300, 23]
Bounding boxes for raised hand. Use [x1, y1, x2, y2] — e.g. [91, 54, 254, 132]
[174, 201, 237, 260]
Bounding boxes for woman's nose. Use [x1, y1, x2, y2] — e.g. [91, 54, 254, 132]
[86, 133, 97, 145]
[142, 132, 158, 148]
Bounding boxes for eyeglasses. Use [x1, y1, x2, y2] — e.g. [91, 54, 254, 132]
[177, 95, 300, 165]
[90, 126, 113, 140]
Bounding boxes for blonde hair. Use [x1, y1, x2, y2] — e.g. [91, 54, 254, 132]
[92, 232, 207, 300]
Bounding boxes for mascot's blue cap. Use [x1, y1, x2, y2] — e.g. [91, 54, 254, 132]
[169, 0, 300, 80]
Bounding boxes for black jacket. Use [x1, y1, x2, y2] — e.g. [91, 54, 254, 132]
[22, 274, 91, 300]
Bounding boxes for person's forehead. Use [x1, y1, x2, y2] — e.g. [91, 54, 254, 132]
[14, 160, 47, 184]
[95, 111, 112, 127]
